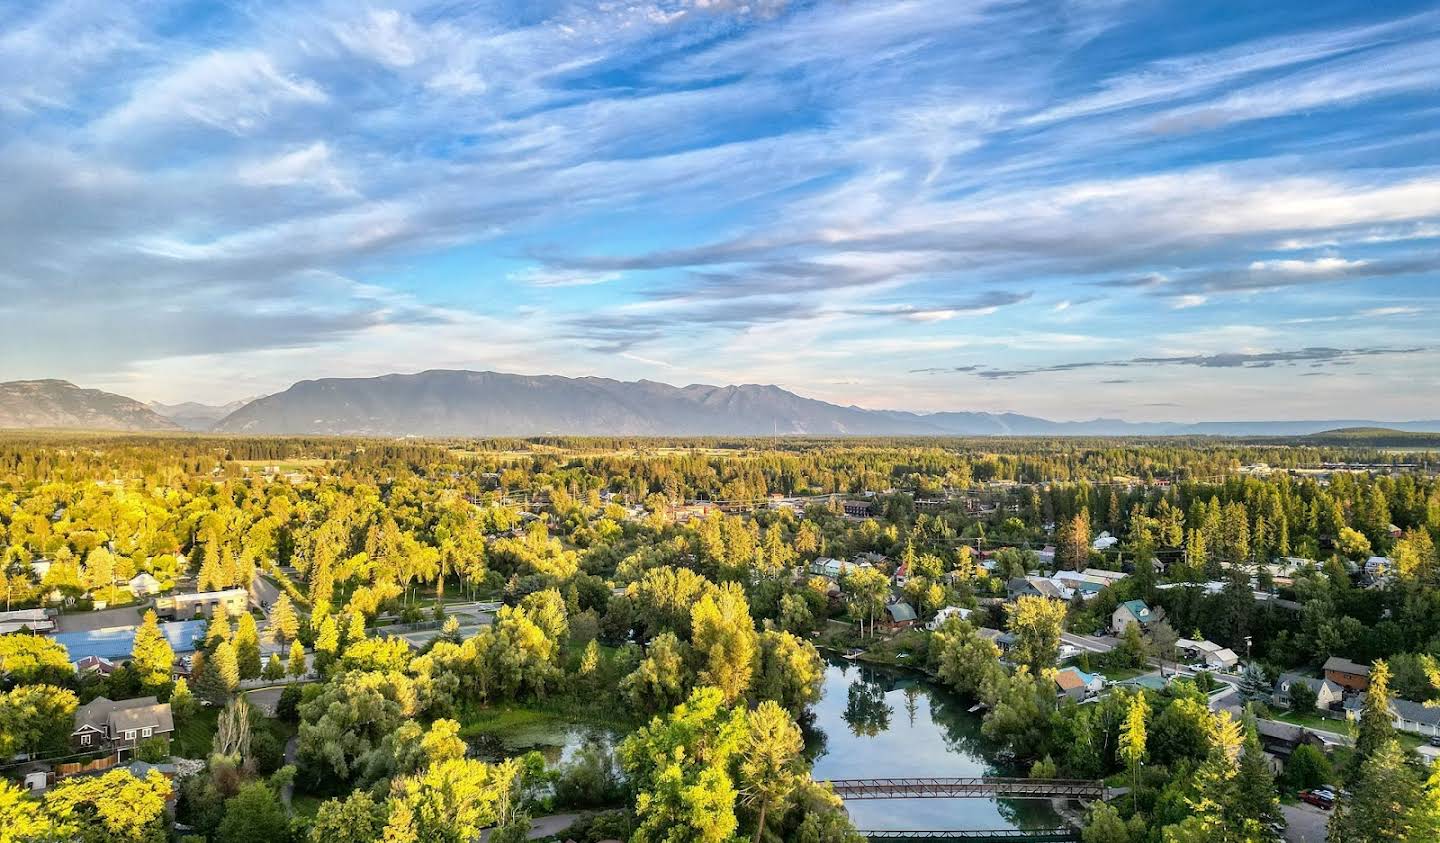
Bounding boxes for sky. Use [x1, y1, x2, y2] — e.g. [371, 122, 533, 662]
[2, 0, 1439, 421]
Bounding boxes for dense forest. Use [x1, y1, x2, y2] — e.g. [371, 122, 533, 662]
[2, 433, 1439, 842]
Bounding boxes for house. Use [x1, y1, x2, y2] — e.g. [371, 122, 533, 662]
[891, 560, 910, 588]
[808, 557, 871, 580]
[153, 587, 248, 620]
[927, 606, 972, 631]
[1323, 656, 1371, 692]
[1344, 695, 1440, 738]
[1255, 719, 1331, 760]
[71, 697, 174, 759]
[1363, 556, 1391, 581]
[841, 499, 872, 519]
[978, 627, 1016, 651]
[29, 558, 52, 581]
[1175, 638, 1241, 671]
[126, 573, 162, 598]
[1036, 546, 1056, 567]
[1007, 576, 1069, 601]
[881, 602, 918, 631]
[1092, 532, 1119, 551]
[0, 608, 56, 635]
[1111, 600, 1154, 634]
[1273, 673, 1344, 711]
[1053, 667, 1105, 701]
[73, 655, 117, 677]
[1388, 523, 1403, 539]
[1081, 568, 1129, 586]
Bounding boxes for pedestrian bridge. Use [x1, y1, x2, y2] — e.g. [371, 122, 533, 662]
[859, 830, 1080, 843]
[825, 777, 1106, 801]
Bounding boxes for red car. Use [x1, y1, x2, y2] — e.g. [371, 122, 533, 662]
[1299, 790, 1335, 810]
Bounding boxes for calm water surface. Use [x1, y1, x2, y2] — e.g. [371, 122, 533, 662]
[472, 656, 1063, 832]
[806, 656, 1062, 832]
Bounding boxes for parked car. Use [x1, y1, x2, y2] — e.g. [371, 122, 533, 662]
[1299, 790, 1334, 809]
[1428, 734, 1440, 748]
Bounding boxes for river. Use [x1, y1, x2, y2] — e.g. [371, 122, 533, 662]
[808, 656, 1062, 832]
[471, 656, 1062, 833]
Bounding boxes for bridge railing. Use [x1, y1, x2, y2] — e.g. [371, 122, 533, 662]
[824, 776, 1105, 800]
[857, 830, 1080, 842]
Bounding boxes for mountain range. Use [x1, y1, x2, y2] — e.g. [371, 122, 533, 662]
[148, 398, 262, 431]
[2, 371, 1437, 437]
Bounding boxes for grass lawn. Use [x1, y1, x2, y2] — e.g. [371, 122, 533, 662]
[1271, 710, 1349, 734]
[289, 794, 325, 818]
[172, 707, 220, 759]
[1097, 666, 1148, 682]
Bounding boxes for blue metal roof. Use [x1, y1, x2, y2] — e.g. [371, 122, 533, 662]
[51, 620, 207, 662]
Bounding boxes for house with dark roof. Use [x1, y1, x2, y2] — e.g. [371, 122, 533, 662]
[71, 697, 174, 759]
[1323, 656, 1371, 692]
[1344, 694, 1440, 738]
[881, 602, 918, 632]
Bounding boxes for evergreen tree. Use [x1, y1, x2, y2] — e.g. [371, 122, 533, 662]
[263, 653, 284, 681]
[1234, 711, 1283, 839]
[234, 613, 262, 680]
[1329, 739, 1420, 843]
[288, 640, 307, 677]
[1238, 663, 1270, 703]
[130, 609, 175, 694]
[1354, 659, 1393, 767]
[270, 593, 300, 645]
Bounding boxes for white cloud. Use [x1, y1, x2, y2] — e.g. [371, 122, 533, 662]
[96, 49, 326, 138]
[1172, 295, 1207, 309]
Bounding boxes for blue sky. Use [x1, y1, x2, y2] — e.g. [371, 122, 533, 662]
[2, 0, 1438, 420]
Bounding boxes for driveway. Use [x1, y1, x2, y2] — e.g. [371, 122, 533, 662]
[1282, 803, 1330, 843]
[244, 686, 287, 716]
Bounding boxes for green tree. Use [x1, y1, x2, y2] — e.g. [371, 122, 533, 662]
[1006, 595, 1067, 673]
[691, 582, 759, 704]
[130, 609, 175, 693]
[622, 632, 692, 715]
[1082, 801, 1139, 843]
[0, 684, 79, 758]
[1328, 738, 1420, 843]
[1119, 693, 1147, 812]
[739, 700, 804, 843]
[1282, 743, 1332, 791]
[930, 617, 1004, 698]
[0, 635, 73, 687]
[621, 686, 749, 843]
[217, 781, 289, 843]
[1353, 659, 1393, 766]
[309, 791, 388, 843]
[1234, 712, 1282, 838]
[753, 630, 824, 713]
[235, 613, 263, 680]
[270, 594, 300, 645]
[263, 653, 284, 681]
[44, 768, 171, 843]
[382, 757, 523, 843]
[840, 566, 889, 638]
[288, 640, 307, 677]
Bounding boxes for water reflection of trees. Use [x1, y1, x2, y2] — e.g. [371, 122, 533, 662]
[844, 677, 893, 737]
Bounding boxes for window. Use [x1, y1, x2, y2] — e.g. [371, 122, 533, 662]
[142, 727, 152, 738]
[80, 734, 91, 747]
[125, 730, 135, 741]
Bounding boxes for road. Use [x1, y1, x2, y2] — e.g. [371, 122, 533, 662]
[478, 812, 580, 841]
[1061, 631, 1118, 654]
[1282, 803, 1330, 843]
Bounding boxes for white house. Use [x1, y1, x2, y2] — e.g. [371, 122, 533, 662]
[1092, 532, 1119, 552]
[1175, 638, 1240, 671]
[1345, 694, 1440, 738]
[927, 606, 973, 631]
[126, 573, 162, 597]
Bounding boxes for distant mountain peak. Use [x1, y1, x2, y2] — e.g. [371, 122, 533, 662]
[0, 379, 179, 432]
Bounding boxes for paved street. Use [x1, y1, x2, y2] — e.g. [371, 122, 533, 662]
[478, 813, 580, 841]
[1061, 631, 1119, 654]
[1282, 803, 1330, 843]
